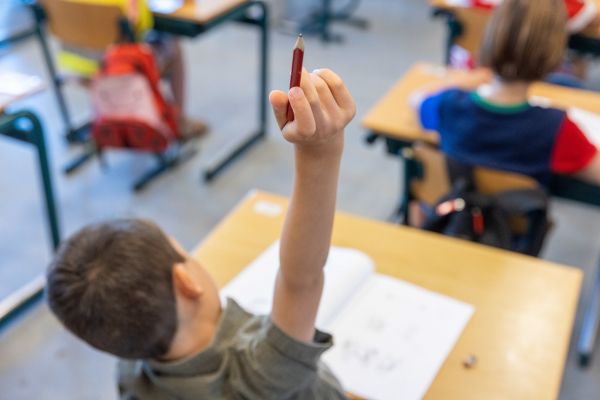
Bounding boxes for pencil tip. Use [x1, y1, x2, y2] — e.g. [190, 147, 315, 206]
[294, 34, 305, 51]
[299, 33, 303, 37]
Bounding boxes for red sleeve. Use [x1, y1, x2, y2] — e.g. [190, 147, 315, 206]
[565, 0, 585, 18]
[551, 116, 598, 174]
[565, 0, 598, 32]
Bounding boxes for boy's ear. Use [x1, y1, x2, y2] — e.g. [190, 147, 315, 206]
[173, 263, 203, 300]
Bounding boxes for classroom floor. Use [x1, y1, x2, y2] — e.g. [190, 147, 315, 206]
[1, 0, 600, 399]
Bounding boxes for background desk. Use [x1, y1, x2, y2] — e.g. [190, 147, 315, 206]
[32, 0, 269, 181]
[363, 62, 600, 366]
[193, 190, 581, 399]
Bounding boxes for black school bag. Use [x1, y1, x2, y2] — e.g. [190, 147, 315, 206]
[421, 160, 551, 257]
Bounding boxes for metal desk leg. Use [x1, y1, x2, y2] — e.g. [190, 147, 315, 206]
[28, 112, 61, 250]
[203, 1, 269, 182]
[0, 110, 61, 327]
[577, 259, 600, 366]
[29, 5, 77, 141]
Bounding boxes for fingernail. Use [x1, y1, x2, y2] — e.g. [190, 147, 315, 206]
[312, 69, 322, 74]
[289, 87, 302, 99]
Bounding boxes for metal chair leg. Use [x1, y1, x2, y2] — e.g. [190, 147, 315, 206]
[63, 146, 96, 175]
[133, 145, 198, 192]
[577, 258, 600, 366]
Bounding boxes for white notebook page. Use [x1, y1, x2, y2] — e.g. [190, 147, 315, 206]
[220, 241, 375, 328]
[323, 274, 475, 400]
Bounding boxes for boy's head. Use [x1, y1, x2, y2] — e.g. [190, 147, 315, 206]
[46, 219, 220, 360]
[480, 0, 567, 82]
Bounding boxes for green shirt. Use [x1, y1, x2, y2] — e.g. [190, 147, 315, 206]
[117, 299, 347, 400]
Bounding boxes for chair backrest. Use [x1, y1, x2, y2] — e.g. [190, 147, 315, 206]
[410, 144, 541, 235]
[473, 167, 539, 195]
[410, 143, 452, 206]
[454, 7, 492, 57]
[41, 0, 122, 51]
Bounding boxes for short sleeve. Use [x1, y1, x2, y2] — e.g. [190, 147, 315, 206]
[419, 92, 445, 131]
[551, 116, 598, 174]
[229, 317, 341, 399]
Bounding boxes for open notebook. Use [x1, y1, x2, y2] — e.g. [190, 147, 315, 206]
[568, 107, 600, 149]
[221, 242, 475, 400]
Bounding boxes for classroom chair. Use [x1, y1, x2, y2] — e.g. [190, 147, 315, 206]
[407, 142, 551, 256]
[41, 0, 197, 191]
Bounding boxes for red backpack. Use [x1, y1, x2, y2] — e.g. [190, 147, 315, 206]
[90, 43, 180, 153]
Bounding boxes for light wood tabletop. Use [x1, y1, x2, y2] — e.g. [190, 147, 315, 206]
[150, 0, 248, 24]
[193, 190, 582, 400]
[362, 61, 600, 143]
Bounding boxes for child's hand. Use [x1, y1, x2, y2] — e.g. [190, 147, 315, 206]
[269, 69, 356, 153]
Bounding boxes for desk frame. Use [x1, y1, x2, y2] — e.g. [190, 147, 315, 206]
[29, 0, 270, 182]
[142, 1, 270, 182]
[0, 110, 61, 328]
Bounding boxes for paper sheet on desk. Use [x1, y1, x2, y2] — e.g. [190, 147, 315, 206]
[323, 274, 474, 400]
[0, 73, 43, 96]
[223, 241, 475, 400]
[568, 107, 600, 148]
[148, 0, 184, 13]
[220, 241, 375, 328]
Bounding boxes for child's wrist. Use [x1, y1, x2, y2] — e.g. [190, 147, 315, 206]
[294, 134, 344, 160]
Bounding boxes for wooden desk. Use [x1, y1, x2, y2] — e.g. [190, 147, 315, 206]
[31, 0, 269, 180]
[150, 0, 269, 182]
[363, 62, 600, 367]
[193, 190, 582, 400]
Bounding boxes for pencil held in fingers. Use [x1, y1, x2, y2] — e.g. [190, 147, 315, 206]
[287, 34, 305, 122]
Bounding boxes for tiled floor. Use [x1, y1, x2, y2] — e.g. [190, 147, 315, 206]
[0, 0, 599, 399]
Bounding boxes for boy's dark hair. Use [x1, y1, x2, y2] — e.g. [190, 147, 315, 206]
[46, 219, 184, 359]
[480, 0, 567, 82]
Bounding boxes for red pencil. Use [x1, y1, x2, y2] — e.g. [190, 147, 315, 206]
[287, 34, 305, 122]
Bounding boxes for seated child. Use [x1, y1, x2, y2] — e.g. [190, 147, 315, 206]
[412, 0, 600, 187]
[46, 68, 356, 399]
[57, 0, 205, 138]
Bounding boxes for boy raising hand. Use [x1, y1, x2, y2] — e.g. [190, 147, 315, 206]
[46, 68, 355, 400]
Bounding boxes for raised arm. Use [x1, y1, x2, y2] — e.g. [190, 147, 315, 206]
[268, 69, 356, 342]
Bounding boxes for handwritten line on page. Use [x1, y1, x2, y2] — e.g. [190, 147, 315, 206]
[222, 241, 475, 400]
